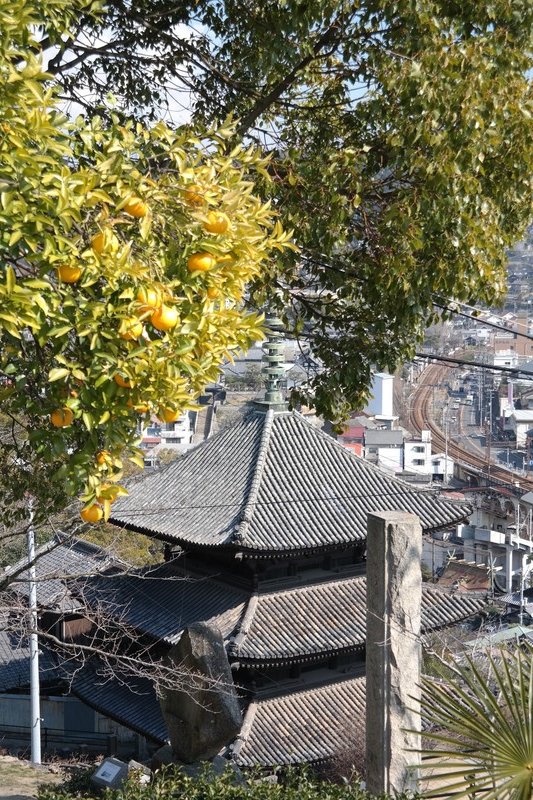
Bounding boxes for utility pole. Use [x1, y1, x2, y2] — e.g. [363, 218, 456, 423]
[27, 498, 41, 765]
[444, 404, 449, 485]
[519, 554, 533, 627]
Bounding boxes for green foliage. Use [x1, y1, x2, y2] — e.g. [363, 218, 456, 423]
[0, 0, 295, 523]
[38, 764, 420, 800]
[35, 0, 533, 422]
[419, 644, 533, 799]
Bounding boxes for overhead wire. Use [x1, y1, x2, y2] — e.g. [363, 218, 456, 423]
[433, 301, 533, 341]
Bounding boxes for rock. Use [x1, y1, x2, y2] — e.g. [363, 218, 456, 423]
[159, 622, 242, 763]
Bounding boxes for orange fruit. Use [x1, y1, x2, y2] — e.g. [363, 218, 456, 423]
[57, 264, 82, 283]
[150, 304, 178, 331]
[159, 407, 180, 423]
[114, 373, 132, 389]
[203, 211, 230, 234]
[122, 197, 148, 218]
[136, 286, 161, 313]
[119, 317, 144, 340]
[207, 286, 220, 299]
[91, 229, 119, 255]
[183, 184, 204, 206]
[187, 252, 217, 273]
[96, 450, 110, 466]
[50, 407, 74, 428]
[80, 504, 103, 523]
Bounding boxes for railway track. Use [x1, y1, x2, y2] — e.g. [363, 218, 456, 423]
[409, 363, 533, 494]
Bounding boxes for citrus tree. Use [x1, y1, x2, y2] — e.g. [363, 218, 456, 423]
[0, 0, 294, 525]
[35, 0, 533, 421]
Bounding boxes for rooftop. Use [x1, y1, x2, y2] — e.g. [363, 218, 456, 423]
[110, 409, 471, 555]
[80, 567, 488, 665]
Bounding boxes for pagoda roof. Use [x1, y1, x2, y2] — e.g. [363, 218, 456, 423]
[110, 409, 471, 554]
[230, 673, 367, 767]
[230, 578, 487, 665]
[78, 562, 247, 645]
[69, 656, 167, 744]
[79, 567, 487, 664]
[69, 656, 368, 765]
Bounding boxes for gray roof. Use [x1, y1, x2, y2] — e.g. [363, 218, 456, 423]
[70, 657, 167, 743]
[230, 579, 487, 664]
[110, 409, 471, 554]
[79, 563, 247, 645]
[231, 674, 367, 767]
[8, 536, 120, 610]
[364, 429, 404, 446]
[79, 568, 487, 665]
[0, 627, 59, 691]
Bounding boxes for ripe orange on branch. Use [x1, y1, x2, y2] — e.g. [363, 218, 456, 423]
[50, 407, 74, 428]
[96, 450, 110, 466]
[150, 304, 178, 331]
[203, 211, 230, 234]
[80, 504, 103, 523]
[183, 184, 204, 206]
[136, 286, 161, 313]
[57, 264, 82, 283]
[122, 197, 148, 218]
[91, 229, 119, 255]
[158, 407, 180, 423]
[119, 317, 144, 340]
[187, 252, 217, 273]
[114, 373, 132, 388]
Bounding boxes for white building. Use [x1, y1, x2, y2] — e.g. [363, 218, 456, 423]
[364, 373, 394, 418]
[361, 428, 455, 481]
[509, 409, 533, 447]
[140, 412, 195, 454]
[403, 431, 432, 474]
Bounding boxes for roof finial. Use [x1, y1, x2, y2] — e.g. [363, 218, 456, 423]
[253, 315, 288, 412]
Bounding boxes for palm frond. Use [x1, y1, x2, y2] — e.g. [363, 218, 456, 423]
[414, 643, 533, 799]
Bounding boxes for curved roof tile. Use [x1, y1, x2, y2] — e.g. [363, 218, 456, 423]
[110, 409, 471, 553]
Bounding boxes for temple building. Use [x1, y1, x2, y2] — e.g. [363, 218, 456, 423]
[0, 322, 489, 764]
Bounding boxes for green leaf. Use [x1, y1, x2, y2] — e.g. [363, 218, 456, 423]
[48, 367, 70, 382]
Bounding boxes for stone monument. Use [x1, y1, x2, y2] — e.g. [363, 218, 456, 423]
[159, 622, 242, 764]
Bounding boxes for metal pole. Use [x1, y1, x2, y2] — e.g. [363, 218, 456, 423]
[444, 402, 449, 485]
[27, 498, 41, 765]
[519, 553, 526, 627]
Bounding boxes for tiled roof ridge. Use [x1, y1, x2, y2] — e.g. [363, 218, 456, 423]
[233, 409, 275, 545]
[229, 593, 259, 655]
[229, 700, 258, 759]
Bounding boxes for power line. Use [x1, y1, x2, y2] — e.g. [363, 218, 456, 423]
[414, 351, 533, 379]
[433, 301, 533, 341]
[111, 483, 476, 519]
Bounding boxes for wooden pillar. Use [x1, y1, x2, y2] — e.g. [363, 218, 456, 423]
[365, 511, 422, 795]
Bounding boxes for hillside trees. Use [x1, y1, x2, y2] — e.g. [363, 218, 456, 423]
[36, 0, 533, 420]
[0, 0, 293, 526]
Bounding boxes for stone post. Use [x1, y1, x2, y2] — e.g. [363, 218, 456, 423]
[365, 511, 422, 795]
